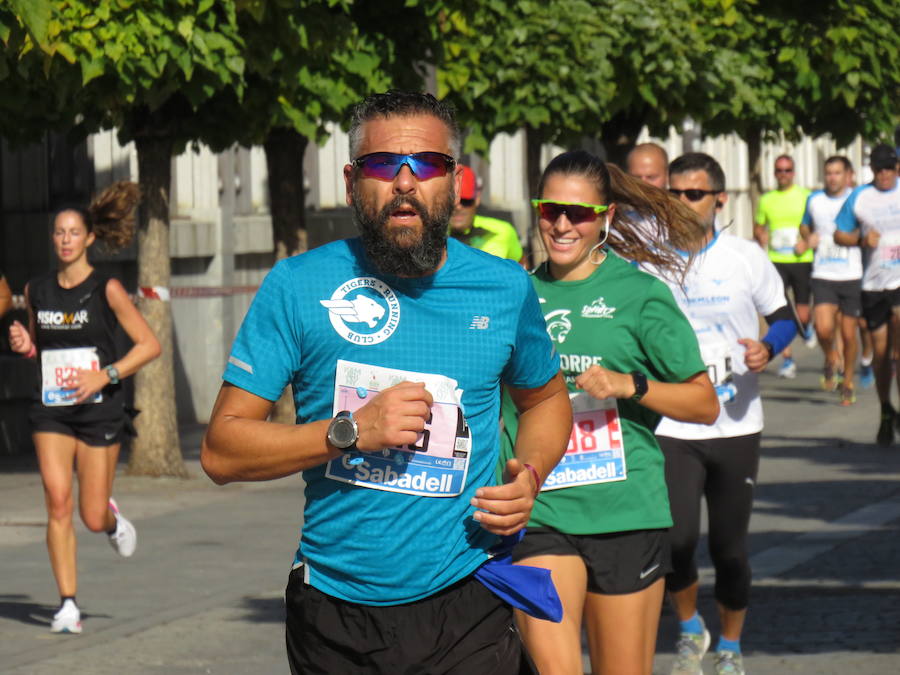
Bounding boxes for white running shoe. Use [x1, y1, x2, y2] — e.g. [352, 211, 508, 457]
[777, 359, 797, 379]
[107, 498, 137, 557]
[715, 649, 746, 674]
[671, 621, 711, 675]
[50, 599, 82, 634]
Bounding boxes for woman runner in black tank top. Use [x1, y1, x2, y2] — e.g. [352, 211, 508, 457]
[7, 182, 160, 635]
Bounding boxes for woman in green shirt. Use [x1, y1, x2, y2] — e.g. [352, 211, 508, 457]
[504, 150, 719, 674]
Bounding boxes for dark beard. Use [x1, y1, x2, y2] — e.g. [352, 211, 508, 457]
[353, 186, 454, 277]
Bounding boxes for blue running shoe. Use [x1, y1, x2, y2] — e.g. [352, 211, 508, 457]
[859, 363, 874, 389]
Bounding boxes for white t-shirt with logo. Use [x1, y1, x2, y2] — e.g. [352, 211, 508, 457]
[836, 179, 900, 291]
[651, 231, 787, 439]
[802, 188, 862, 281]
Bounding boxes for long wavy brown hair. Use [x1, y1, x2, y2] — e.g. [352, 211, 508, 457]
[57, 181, 141, 252]
[537, 150, 704, 278]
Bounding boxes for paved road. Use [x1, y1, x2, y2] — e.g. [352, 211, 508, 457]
[1, 344, 898, 674]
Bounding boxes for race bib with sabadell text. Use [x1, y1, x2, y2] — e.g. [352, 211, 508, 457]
[325, 360, 471, 497]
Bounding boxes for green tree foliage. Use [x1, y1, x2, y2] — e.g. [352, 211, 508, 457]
[425, 0, 708, 191]
[0, 0, 251, 476]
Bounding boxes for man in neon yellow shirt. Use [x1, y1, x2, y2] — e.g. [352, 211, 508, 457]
[449, 165, 525, 264]
[754, 155, 812, 378]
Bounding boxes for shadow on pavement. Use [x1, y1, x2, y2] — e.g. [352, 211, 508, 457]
[0, 594, 112, 627]
[238, 595, 284, 624]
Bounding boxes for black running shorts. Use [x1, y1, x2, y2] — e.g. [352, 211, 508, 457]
[811, 278, 862, 318]
[774, 262, 813, 305]
[861, 288, 900, 331]
[284, 566, 529, 674]
[511, 527, 671, 595]
[29, 403, 127, 447]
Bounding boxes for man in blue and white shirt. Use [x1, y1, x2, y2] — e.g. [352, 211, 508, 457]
[201, 92, 571, 673]
[835, 144, 900, 445]
[801, 156, 862, 403]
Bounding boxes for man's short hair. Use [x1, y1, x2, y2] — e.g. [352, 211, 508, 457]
[870, 144, 899, 171]
[824, 155, 853, 172]
[668, 152, 726, 192]
[348, 91, 462, 160]
[774, 154, 794, 167]
[627, 142, 669, 167]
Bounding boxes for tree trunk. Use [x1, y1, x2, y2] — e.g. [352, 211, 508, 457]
[263, 127, 309, 425]
[128, 134, 187, 477]
[264, 127, 309, 260]
[746, 127, 764, 213]
[599, 113, 646, 168]
[525, 126, 545, 266]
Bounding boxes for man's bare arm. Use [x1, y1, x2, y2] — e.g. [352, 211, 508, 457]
[469, 372, 571, 535]
[202, 381, 433, 485]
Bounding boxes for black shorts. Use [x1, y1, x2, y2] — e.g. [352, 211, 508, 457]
[774, 262, 812, 305]
[861, 288, 900, 331]
[512, 527, 671, 595]
[811, 278, 862, 318]
[29, 400, 129, 447]
[285, 567, 527, 675]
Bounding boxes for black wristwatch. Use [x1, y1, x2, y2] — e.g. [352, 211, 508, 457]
[630, 371, 649, 402]
[104, 365, 120, 385]
[761, 340, 775, 362]
[326, 411, 359, 451]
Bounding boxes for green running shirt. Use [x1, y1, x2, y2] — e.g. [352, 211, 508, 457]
[500, 253, 705, 535]
[755, 184, 812, 263]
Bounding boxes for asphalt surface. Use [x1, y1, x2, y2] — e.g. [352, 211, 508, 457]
[1, 342, 898, 674]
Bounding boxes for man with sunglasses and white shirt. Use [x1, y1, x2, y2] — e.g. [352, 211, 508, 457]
[651, 153, 794, 675]
[201, 91, 571, 674]
[449, 165, 525, 264]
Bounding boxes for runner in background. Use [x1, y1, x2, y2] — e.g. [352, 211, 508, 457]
[501, 150, 718, 675]
[800, 156, 862, 405]
[449, 164, 526, 264]
[654, 153, 795, 675]
[754, 154, 813, 378]
[835, 144, 900, 446]
[627, 142, 669, 190]
[7, 182, 160, 634]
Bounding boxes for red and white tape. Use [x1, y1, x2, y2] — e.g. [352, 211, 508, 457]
[138, 286, 171, 301]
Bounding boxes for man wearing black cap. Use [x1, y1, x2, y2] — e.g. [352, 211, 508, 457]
[835, 144, 900, 445]
[449, 165, 525, 264]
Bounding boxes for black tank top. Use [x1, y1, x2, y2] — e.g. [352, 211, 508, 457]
[29, 270, 122, 406]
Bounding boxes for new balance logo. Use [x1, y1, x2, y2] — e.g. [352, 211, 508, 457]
[469, 316, 490, 330]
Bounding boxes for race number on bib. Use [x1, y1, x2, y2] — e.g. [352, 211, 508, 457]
[41, 347, 102, 406]
[878, 232, 900, 269]
[699, 338, 736, 405]
[540, 392, 626, 491]
[325, 360, 471, 497]
[770, 228, 797, 254]
[816, 241, 850, 265]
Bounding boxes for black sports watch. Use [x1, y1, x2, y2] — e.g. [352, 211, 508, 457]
[630, 371, 649, 402]
[104, 365, 120, 385]
[326, 410, 359, 451]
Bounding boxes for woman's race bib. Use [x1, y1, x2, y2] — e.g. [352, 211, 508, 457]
[325, 360, 471, 497]
[41, 347, 103, 406]
[540, 392, 626, 491]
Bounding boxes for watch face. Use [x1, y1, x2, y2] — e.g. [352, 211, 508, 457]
[330, 418, 357, 448]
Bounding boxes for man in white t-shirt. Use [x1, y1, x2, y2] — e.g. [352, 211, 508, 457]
[835, 143, 900, 446]
[800, 156, 862, 404]
[651, 153, 795, 675]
